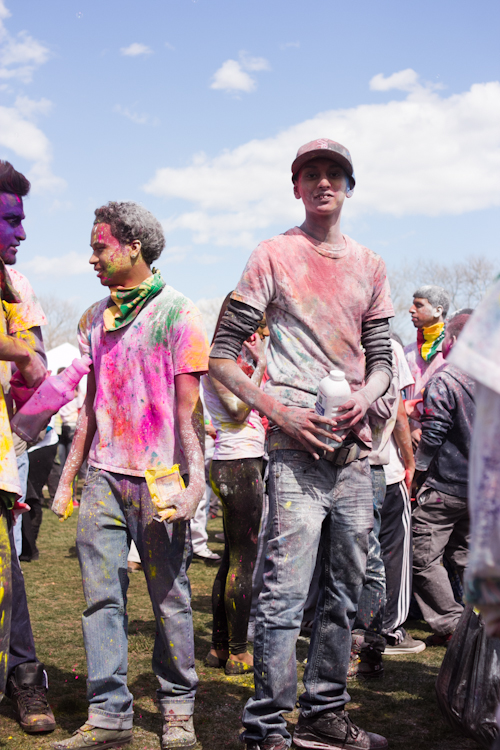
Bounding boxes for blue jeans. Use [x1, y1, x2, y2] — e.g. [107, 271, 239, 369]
[354, 465, 387, 633]
[76, 467, 198, 730]
[242, 450, 373, 745]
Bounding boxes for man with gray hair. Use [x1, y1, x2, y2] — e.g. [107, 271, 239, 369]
[52, 202, 209, 750]
[404, 284, 451, 448]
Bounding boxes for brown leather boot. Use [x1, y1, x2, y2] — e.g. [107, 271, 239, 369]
[7, 662, 56, 733]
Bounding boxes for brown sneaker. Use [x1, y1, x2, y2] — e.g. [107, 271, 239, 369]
[7, 662, 56, 733]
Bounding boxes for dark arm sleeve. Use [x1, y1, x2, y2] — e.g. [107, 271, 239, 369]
[210, 300, 262, 361]
[415, 376, 455, 470]
[361, 318, 393, 381]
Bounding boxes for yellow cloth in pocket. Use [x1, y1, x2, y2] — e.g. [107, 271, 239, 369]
[145, 465, 185, 522]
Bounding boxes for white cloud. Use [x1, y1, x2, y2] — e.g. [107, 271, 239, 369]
[157, 243, 191, 265]
[210, 59, 255, 93]
[369, 68, 421, 93]
[114, 104, 159, 126]
[165, 42, 175, 51]
[18, 251, 91, 278]
[195, 253, 223, 265]
[239, 52, 270, 72]
[0, 5, 63, 192]
[0, 1, 51, 83]
[0, 99, 66, 191]
[210, 51, 270, 94]
[280, 41, 300, 51]
[120, 43, 152, 57]
[145, 72, 500, 249]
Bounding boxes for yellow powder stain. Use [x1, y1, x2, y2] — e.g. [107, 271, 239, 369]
[150, 566, 157, 578]
[285, 501, 292, 508]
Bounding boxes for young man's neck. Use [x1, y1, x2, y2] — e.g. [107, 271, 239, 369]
[299, 210, 344, 246]
[113, 264, 153, 290]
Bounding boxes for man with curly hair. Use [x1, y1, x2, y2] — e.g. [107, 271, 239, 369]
[52, 202, 209, 750]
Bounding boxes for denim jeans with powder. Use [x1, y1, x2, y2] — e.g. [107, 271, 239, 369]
[76, 466, 198, 730]
[242, 450, 373, 745]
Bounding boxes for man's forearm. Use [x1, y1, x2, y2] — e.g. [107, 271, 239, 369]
[393, 394, 415, 471]
[209, 358, 283, 424]
[356, 370, 391, 411]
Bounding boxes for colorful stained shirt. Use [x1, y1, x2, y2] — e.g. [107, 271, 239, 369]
[0, 269, 46, 498]
[384, 340, 415, 485]
[78, 285, 209, 477]
[449, 276, 500, 606]
[231, 228, 394, 448]
[404, 338, 446, 432]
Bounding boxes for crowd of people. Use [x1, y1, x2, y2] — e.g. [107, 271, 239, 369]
[0, 138, 498, 750]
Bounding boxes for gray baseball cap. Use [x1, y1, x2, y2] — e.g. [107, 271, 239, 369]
[291, 138, 355, 189]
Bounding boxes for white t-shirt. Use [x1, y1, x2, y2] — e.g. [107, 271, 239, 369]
[384, 340, 415, 486]
[202, 374, 265, 461]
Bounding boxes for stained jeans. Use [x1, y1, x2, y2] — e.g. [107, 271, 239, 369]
[76, 467, 198, 730]
[354, 465, 387, 633]
[242, 450, 373, 745]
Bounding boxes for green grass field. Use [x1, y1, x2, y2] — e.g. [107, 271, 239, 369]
[0, 508, 479, 750]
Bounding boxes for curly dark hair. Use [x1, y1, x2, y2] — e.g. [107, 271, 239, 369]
[0, 161, 30, 197]
[94, 201, 165, 265]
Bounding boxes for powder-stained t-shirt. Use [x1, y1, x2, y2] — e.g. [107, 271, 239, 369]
[232, 227, 394, 448]
[0, 269, 46, 497]
[78, 285, 209, 477]
[404, 340, 445, 432]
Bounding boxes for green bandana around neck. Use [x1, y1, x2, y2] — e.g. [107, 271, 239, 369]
[103, 269, 165, 332]
[417, 321, 445, 362]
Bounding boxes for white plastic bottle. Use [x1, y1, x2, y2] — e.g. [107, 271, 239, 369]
[315, 370, 351, 447]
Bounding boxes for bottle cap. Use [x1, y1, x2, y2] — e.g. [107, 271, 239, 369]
[329, 370, 345, 381]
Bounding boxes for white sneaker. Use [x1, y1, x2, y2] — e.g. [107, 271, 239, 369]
[193, 547, 221, 562]
[384, 633, 426, 654]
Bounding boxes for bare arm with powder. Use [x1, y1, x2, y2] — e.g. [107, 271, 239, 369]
[0, 326, 46, 387]
[52, 369, 97, 519]
[393, 393, 415, 491]
[165, 372, 206, 523]
[209, 333, 267, 423]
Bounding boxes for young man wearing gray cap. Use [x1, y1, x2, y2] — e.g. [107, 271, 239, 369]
[210, 139, 393, 750]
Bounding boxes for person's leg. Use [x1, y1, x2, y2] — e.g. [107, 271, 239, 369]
[300, 457, 373, 714]
[444, 501, 470, 584]
[76, 467, 133, 730]
[210, 514, 230, 658]
[20, 478, 38, 561]
[13, 452, 29, 558]
[27, 443, 58, 541]
[215, 458, 263, 663]
[242, 450, 329, 745]
[412, 488, 465, 636]
[354, 465, 386, 634]
[380, 481, 413, 642]
[131, 477, 198, 719]
[0, 502, 12, 695]
[248, 469, 270, 640]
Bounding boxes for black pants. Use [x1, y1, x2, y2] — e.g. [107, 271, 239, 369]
[380, 481, 413, 638]
[21, 443, 58, 560]
[210, 457, 263, 655]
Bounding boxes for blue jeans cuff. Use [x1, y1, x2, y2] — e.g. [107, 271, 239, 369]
[159, 698, 195, 718]
[88, 708, 134, 730]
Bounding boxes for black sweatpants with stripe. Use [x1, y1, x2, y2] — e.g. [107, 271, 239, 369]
[380, 480, 412, 639]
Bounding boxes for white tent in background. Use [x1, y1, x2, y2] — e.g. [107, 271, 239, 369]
[46, 342, 80, 373]
[46, 342, 87, 395]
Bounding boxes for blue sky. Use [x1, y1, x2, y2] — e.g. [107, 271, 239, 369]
[1, 0, 499, 320]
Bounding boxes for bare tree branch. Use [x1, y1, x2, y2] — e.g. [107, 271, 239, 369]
[38, 295, 80, 350]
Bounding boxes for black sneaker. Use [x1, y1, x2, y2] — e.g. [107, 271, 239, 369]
[294, 709, 388, 749]
[7, 662, 56, 733]
[348, 630, 385, 680]
[246, 734, 288, 750]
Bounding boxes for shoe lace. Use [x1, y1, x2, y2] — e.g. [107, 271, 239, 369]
[342, 712, 360, 741]
[14, 684, 49, 714]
